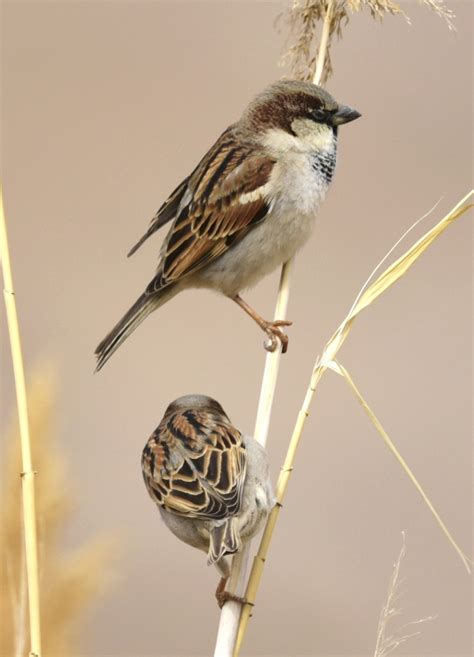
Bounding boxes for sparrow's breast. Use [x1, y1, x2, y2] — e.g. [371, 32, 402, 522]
[269, 147, 336, 215]
[191, 145, 337, 297]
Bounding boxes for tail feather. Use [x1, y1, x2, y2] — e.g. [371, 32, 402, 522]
[95, 286, 173, 371]
[208, 518, 241, 566]
[127, 228, 154, 257]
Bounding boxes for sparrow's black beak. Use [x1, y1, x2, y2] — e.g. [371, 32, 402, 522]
[331, 105, 361, 126]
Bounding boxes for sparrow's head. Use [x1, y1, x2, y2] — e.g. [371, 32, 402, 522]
[163, 394, 229, 419]
[241, 80, 360, 151]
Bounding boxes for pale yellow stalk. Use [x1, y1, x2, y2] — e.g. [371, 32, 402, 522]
[0, 187, 42, 657]
[314, 0, 334, 84]
[213, 263, 293, 657]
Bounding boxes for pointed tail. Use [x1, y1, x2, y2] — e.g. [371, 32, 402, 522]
[95, 286, 173, 371]
[208, 518, 241, 566]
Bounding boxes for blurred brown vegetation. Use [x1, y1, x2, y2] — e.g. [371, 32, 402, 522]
[0, 363, 117, 657]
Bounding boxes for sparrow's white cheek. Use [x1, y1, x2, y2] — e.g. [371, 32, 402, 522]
[291, 118, 335, 151]
[261, 120, 335, 154]
[261, 127, 301, 154]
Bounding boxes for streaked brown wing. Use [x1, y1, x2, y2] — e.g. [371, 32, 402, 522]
[142, 409, 247, 521]
[127, 125, 237, 258]
[145, 135, 275, 294]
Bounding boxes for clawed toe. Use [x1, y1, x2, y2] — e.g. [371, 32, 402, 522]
[215, 576, 250, 609]
[263, 321, 292, 354]
[232, 295, 292, 354]
[216, 590, 248, 609]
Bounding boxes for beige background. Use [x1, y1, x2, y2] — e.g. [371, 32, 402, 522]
[1, 1, 472, 656]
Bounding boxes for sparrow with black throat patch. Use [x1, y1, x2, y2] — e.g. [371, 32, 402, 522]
[95, 80, 360, 369]
[141, 395, 274, 608]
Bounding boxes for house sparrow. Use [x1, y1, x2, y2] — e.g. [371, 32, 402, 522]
[141, 394, 274, 607]
[95, 80, 360, 369]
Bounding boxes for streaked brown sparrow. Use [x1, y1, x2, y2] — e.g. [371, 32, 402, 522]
[96, 80, 360, 369]
[141, 394, 274, 607]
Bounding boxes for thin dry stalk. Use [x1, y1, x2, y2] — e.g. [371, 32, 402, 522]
[374, 533, 436, 656]
[328, 360, 471, 573]
[319, 190, 473, 367]
[0, 187, 42, 657]
[233, 192, 472, 655]
[213, 263, 293, 657]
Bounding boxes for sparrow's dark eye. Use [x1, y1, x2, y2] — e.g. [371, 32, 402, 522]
[310, 108, 328, 122]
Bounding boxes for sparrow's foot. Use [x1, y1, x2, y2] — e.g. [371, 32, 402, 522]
[232, 295, 293, 354]
[215, 576, 250, 609]
[216, 590, 248, 609]
[262, 320, 293, 354]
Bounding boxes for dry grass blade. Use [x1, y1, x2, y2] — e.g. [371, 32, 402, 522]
[0, 364, 117, 656]
[320, 190, 473, 368]
[233, 191, 472, 655]
[374, 533, 437, 656]
[327, 360, 472, 573]
[278, 0, 455, 83]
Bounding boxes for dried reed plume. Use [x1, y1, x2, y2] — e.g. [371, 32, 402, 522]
[374, 533, 436, 656]
[278, 0, 455, 83]
[0, 364, 116, 656]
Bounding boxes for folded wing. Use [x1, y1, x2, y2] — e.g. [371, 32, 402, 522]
[142, 407, 247, 521]
[127, 125, 275, 293]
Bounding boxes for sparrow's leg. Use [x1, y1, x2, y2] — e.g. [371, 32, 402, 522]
[232, 295, 292, 354]
[215, 576, 251, 609]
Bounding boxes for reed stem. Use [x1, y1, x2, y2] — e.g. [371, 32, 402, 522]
[213, 262, 293, 657]
[314, 0, 334, 84]
[0, 188, 42, 657]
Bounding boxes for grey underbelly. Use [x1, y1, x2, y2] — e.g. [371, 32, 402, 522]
[158, 493, 268, 554]
[190, 209, 317, 297]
